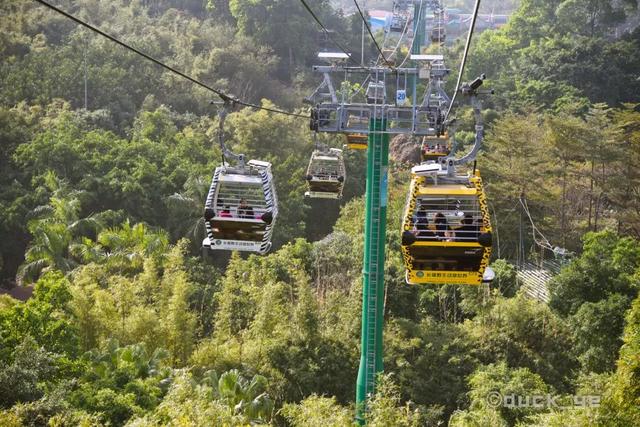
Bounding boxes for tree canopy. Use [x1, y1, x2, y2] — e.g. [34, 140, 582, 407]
[0, 0, 639, 425]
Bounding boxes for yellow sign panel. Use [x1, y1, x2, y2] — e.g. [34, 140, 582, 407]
[408, 270, 481, 285]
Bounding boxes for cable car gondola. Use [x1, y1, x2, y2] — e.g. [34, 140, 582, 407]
[305, 146, 345, 199]
[400, 164, 492, 285]
[420, 133, 450, 162]
[202, 101, 278, 255]
[345, 133, 368, 150]
[382, 48, 397, 66]
[390, 14, 406, 32]
[366, 81, 385, 104]
[344, 113, 369, 150]
[203, 160, 277, 254]
[430, 27, 446, 44]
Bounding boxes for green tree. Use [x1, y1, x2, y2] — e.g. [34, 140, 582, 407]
[556, 0, 638, 36]
[201, 369, 274, 422]
[165, 176, 209, 248]
[87, 221, 169, 274]
[463, 295, 578, 392]
[70, 340, 171, 425]
[128, 369, 273, 426]
[481, 112, 552, 259]
[452, 362, 551, 426]
[161, 244, 197, 366]
[281, 394, 355, 427]
[0, 271, 78, 360]
[598, 293, 640, 425]
[608, 104, 640, 237]
[548, 230, 639, 317]
[384, 318, 476, 418]
[364, 374, 424, 427]
[0, 336, 56, 408]
[18, 173, 104, 284]
[569, 293, 631, 373]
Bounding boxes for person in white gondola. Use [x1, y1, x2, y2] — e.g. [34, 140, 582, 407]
[238, 198, 254, 219]
[217, 200, 233, 218]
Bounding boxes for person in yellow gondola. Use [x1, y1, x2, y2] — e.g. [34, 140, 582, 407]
[434, 212, 455, 241]
[414, 209, 436, 240]
[457, 213, 479, 242]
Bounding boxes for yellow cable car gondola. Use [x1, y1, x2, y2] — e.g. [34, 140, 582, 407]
[345, 133, 368, 150]
[420, 132, 450, 162]
[400, 164, 492, 285]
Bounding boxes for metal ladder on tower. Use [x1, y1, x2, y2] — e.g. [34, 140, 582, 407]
[356, 115, 389, 424]
[364, 133, 384, 395]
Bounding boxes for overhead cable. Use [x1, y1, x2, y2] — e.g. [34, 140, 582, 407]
[352, 0, 392, 67]
[381, 0, 414, 65]
[33, 0, 309, 119]
[397, 0, 424, 68]
[299, 0, 359, 65]
[444, 0, 481, 121]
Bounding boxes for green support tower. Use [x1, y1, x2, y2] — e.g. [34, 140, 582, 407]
[356, 117, 389, 423]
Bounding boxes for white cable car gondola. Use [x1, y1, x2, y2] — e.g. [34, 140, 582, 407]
[366, 81, 385, 104]
[390, 14, 406, 32]
[202, 101, 278, 255]
[305, 145, 345, 199]
[430, 27, 446, 44]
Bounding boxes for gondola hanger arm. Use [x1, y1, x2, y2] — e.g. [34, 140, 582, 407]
[211, 98, 246, 169]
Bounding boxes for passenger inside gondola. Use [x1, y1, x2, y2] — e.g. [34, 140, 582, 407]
[211, 195, 267, 240]
[434, 212, 455, 241]
[217, 200, 233, 218]
[415, 209, 436, 240]
[457, 213, 479, 241]
[238, 198, 254, 219]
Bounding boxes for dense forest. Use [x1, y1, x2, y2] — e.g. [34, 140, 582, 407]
[1, 0, 639, 425]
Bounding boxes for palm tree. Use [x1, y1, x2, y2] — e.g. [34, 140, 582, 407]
[201, 369, 274, 422]
[18, 223, 77, 284]
[165, 176, 209, 247]
[18, 177, 104, 284]
[83, 339, 171, 385]
[90, 220, 169, 272]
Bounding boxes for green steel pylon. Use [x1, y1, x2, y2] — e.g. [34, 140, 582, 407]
[356, 118, 389, 423]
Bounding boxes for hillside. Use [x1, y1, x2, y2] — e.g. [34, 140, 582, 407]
[1, 0, 639, 426]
